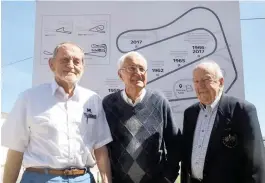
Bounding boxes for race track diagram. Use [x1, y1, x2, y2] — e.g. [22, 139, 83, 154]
[116, 7, 238, 102]
[40, 14, 110, 65]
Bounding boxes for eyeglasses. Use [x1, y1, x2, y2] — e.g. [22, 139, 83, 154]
[193, 78, 218, 85]
[120, 65, 147, 73]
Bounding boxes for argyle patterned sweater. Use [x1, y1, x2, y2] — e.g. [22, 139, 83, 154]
[102, 89, 181, 183]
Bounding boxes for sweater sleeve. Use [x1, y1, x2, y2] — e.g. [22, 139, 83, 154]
[162, 98, 182, 182]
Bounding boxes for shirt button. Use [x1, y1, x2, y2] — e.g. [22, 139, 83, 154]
[202, 130, 204, 132]
[205, 115, 208, 117]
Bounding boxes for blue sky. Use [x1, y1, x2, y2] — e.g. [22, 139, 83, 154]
[1, 1, 265, 134]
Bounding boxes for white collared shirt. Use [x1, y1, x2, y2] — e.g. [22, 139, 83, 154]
[1, 80, 112, 168]
[191, 93, 222, 179]
[121, 88, 146, 106]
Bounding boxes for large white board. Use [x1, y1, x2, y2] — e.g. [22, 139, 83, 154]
[34, 1, 244, 128]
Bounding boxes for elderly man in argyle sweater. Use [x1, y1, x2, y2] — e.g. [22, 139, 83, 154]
[102, 51, 181, 183]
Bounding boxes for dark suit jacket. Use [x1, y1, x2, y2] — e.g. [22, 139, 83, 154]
[181, 95, 265, 183]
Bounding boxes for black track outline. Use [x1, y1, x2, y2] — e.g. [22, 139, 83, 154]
[43, 51, 53, 55]
[56, 27, 72, 34]
[116, 6, 238, 102]
[89, 25, 106, 33]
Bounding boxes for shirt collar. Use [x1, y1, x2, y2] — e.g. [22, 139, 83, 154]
[51, 79, 80, 101]
[199, 92, 222, 112]
[122, 88, 146, 106]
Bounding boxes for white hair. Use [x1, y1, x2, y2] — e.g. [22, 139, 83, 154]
[194, 59, 224, 79]
[117, 51, 148, 69]
[52, 42, 84, 59]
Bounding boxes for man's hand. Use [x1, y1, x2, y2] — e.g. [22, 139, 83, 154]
[3, 149, 23, 183]
[94, 145, 112, 183]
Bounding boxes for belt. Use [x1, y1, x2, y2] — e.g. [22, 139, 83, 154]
[25, 167, 88, 176]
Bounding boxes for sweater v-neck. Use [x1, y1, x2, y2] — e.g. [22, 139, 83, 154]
[116, 89, 151, 112]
